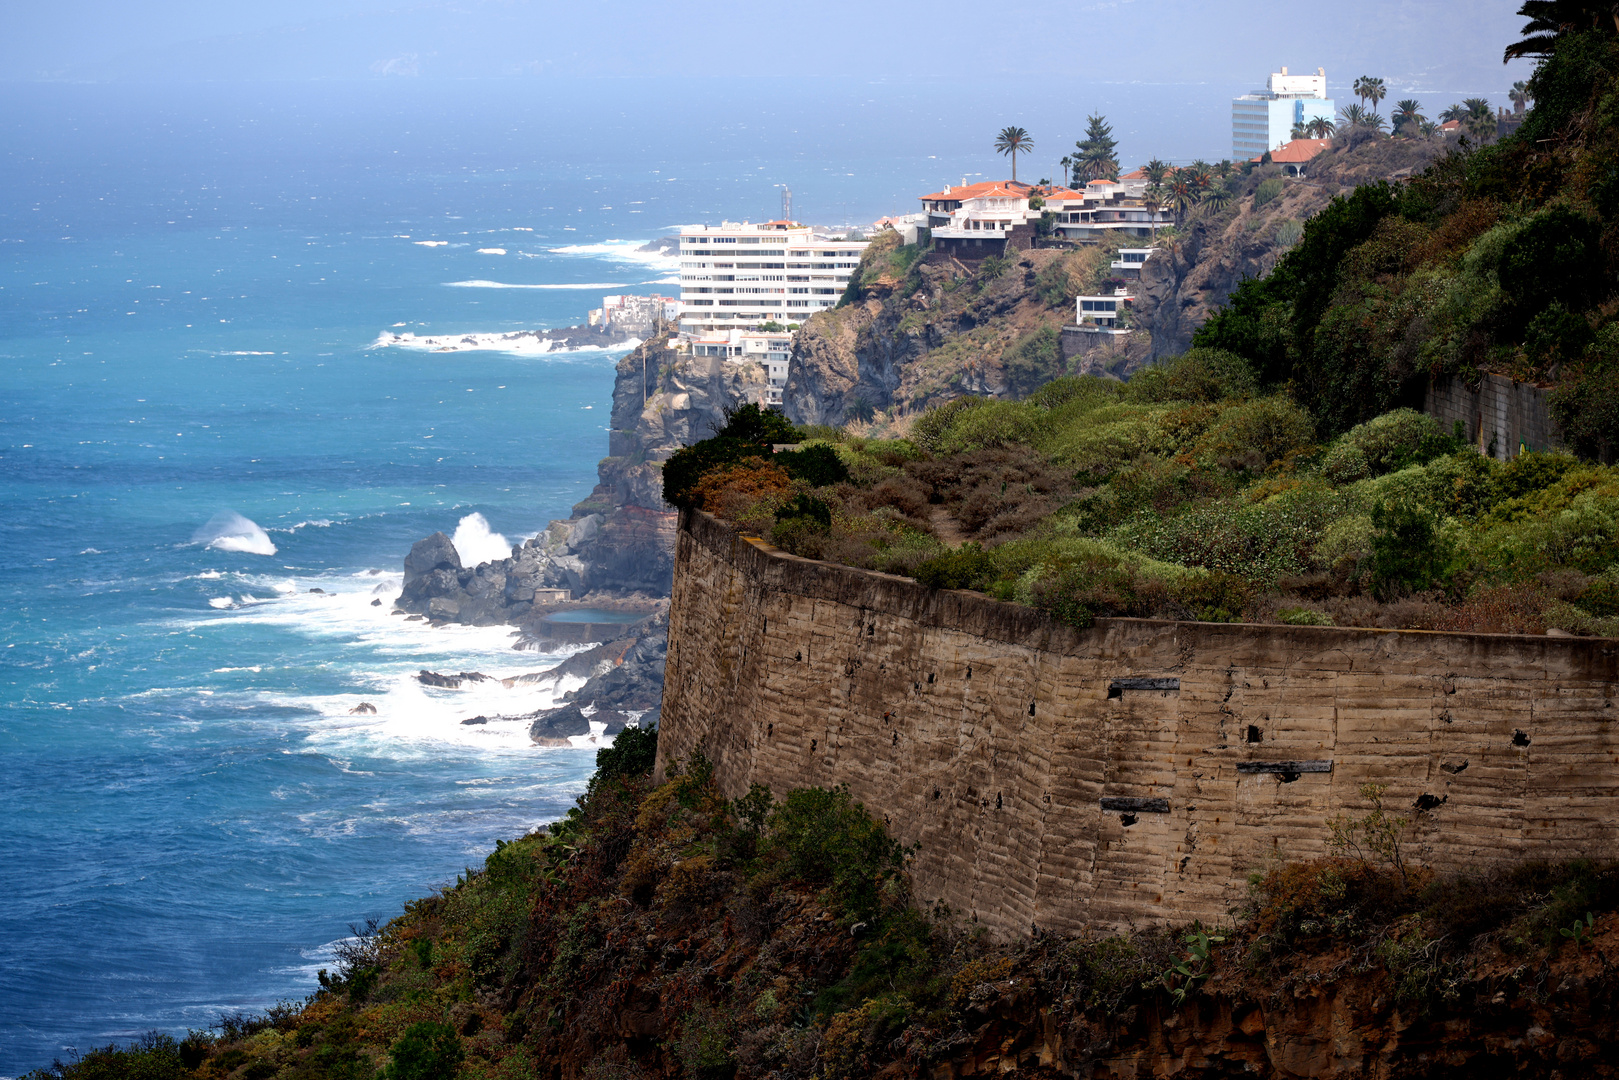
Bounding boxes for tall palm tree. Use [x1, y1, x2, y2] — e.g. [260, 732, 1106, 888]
[1142, 158, 1171, 187]
[1188, 161, 1214, 193]
[1291, 121, 1310, 140]
[1338, 103, 1368, 131]
[1143, 182, 1165, 239]
[1167, 176, 1196, 227]
[1504, 0, 1619, 62]
[1363, 77, 1387, 113]
[1352, 76, 1370, 108]
[1306, 116, 1336, 138]
[994, 126, 1034, 183]
[1439, 103, 1466, 122]
[1215, 159, 1234, 178]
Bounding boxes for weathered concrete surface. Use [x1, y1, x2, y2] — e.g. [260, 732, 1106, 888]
[1425, 371, 1561, 460]
[658, 510, 1619, 937]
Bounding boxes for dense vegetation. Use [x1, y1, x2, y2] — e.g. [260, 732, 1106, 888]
[39, 731, 1619, 1079]
[670, 356, 1619, 635]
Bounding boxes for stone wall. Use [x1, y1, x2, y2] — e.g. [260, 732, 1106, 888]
[1424, 372, 1561, 459]
[658, 510, 1619, 937]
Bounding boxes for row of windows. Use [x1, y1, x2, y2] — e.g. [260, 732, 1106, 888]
[1079, 300, 1119, 312]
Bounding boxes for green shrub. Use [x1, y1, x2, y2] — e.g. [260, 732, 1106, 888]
[1336, 409, 1448, 477]
[1123, 348, 1258, 404]
[911, 397, 986, 453]
[1368, 501, 1459, 598]
[762, 785, 906, 920]
[1253, 177, 1284, 210]
[775, 493, 832, 529]
[382, 1022, 463, 1080]
[1322, 442, 1370, 484]
[1277, 606, 1335, 626]
[587, 724, 659, 798]
[662, 404, 798, 509]
[24, 1034, 191, 1080]
[912, 543, 995, 590]
[775, 443, 850, 487]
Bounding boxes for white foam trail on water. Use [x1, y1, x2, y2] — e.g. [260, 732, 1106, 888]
[451, 512, 511, 567]
[547, 239, 679, 272]
[442, 280, 629, 289]
[193, 511, 278, 556]
[371, 330, 641, 357]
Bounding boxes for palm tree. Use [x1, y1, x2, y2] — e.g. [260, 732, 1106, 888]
[1188, 160, 1214, 193]
[1143, 183, 1165, 239]
[1167, 176, 1196, 227]
[1216, 159, 1234, 178]
[1419, 118, 1440, 139]
[1439, 103, 1466, 122]
[1338, 103, 1368, 131]
[1510, 80, 1533, 113]
[1362, 77, 1387, 113]
[1363, 111, 1389, 133]
[995, 126, 1034, 183]
[1202, 187, 1234, 215]
[1306, 116, 1336, 138]
[1142, 158, 1171, 187]
[1291, 121, 1310, 140]
[1504, 0, 1619, 62]
[1392, 99, 1426, 136]
[1463, 98, 1495, 140]
[1352, 76, 1370, 108]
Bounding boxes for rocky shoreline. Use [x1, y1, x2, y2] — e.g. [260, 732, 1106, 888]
[392, 326, 752, 746]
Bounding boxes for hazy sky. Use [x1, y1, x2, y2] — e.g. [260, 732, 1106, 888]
[5, 0, 1536, 94]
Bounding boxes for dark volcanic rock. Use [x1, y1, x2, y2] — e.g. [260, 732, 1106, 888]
[417, 670, 494, 689]
[461, 715, 490, 726]
[349, 702, 377, 715]
[404, 532, 461, 584]
[528, 703, 592, 746]
[559, 611, 668, 713]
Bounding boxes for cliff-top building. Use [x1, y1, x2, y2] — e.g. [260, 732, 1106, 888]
[1232, 66, 1336, 160]
[676, 220, 867, 337]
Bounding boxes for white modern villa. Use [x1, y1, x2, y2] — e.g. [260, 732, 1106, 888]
[1232, 67, 1337, 159]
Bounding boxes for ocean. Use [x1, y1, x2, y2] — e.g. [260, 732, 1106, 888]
[0, 72, 1378, 1073]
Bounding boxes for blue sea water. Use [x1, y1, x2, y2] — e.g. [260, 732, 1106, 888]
[0, 74, 1279, 1074]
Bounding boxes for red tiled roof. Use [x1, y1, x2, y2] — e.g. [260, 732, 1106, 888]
[1251, 138, 1333, 164]
[917, 180, 1032, 202]
[1439, 119, 1462, 130]
[1119, 167, 1148, 180]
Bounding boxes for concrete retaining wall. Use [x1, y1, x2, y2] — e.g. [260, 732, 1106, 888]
[1425, 373, 1561, 459]
[658, 511, 1619, 936]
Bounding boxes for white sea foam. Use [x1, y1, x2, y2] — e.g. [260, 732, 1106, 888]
[371, 329, 640, 357]
[548, 239, 679, 272]
[192, 511, 278, 556]
[414, 240, 449, 247]
[442, 280, 629, 289]
[209, 597, 234, 609]
[451, 512, 511, 567]
[476, 248, 507, 255]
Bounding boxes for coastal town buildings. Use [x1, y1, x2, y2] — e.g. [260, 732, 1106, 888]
[587, 294, 678, 334]
[676, 220, 867, 337]
[1232, 67, 1336, 159]
[685, 328, 792, 406]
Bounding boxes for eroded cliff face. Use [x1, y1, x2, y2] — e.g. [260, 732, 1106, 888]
[784, 248, 1071, 425]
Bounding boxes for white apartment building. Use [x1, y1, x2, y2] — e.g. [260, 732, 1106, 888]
[1041, 180, 1173, 243]
[677, 220, 868, 336]
[1232, 67, 1336, 159]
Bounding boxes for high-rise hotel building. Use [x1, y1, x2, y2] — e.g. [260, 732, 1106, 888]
[1232, 67, 1336, 160]
[677, 220, 867, 336]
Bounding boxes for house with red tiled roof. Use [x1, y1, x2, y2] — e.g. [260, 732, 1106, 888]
[1249, 137, 1333, 177]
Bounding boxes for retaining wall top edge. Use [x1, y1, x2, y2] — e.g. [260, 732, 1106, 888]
[679, 510, 1619, 664]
